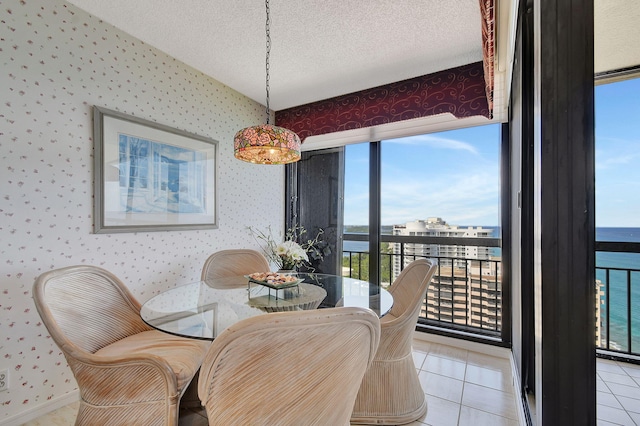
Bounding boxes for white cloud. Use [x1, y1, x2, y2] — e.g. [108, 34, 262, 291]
[384, 134, 479, 154]
[595, 153, 637, 170]
[380, 171, 499, 226]
[344, 168, 500, 226]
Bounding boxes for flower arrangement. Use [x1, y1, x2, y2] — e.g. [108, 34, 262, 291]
[248, 225, 328, 271]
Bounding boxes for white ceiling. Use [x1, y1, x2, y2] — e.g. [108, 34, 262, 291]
[64, 0, 639, 129]
[65, 0, 487, 111]
[594, 1, 640, 76]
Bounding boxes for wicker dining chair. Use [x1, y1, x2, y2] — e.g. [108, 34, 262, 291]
[32, 265, 210, 426]
[198, 307, 381, 426]
[201, 249, 270, 285]
[351, 258, 437, 425]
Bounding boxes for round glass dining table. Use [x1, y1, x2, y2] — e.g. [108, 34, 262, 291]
[140, 273, 393, 340]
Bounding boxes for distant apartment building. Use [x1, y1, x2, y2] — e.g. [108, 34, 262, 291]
[389, 218, 605, 335]
[392, 218, 494, 272]
[392, 218, 501, 330]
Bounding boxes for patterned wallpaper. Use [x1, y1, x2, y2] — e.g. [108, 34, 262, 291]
[0, 0, 285, 422]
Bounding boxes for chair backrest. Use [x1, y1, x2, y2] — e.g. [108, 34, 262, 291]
[198, 307, 381, 426]
[388, 258, 437, 321]
[33, 265, 150, 355]
[201, 249, 270, 283]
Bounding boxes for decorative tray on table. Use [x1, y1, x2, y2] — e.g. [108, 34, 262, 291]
[245, 272, 304, 290]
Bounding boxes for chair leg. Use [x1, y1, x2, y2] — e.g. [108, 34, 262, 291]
[351, 352, 427, 425]
[179, 374, 202, 409]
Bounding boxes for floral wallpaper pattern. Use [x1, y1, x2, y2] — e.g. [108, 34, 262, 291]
[0, 0, 284, 422]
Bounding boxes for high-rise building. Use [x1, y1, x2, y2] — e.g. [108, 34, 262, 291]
[392, 218, 494, 272]
[392, 218, 500, 331]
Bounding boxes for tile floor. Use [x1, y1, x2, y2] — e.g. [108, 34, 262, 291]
[20, 341, 640, 426]
[596, 357, 640, 426]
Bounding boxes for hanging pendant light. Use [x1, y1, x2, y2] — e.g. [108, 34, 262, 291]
[234, 0, 301, 165]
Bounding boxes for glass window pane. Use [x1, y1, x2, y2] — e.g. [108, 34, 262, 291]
[343, 143, 370, 278]
[595, 77, 640, 354]
[381, 125, 501, 330]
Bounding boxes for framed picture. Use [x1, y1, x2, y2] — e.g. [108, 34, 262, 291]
[93, 106, 218, 233]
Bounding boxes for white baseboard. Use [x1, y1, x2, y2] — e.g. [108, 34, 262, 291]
[413, 330, 511, 359]
[0, 390, 79, 426]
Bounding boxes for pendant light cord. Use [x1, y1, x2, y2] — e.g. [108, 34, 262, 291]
[265, 0, 271, 124]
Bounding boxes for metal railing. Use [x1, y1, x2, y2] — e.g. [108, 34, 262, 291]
[595, 241, 640, 359]
[342, 235, 640, 359]
[342, 233, 502, 338]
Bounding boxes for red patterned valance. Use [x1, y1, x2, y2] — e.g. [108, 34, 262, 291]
[276, 61, 490, 142]
[480, 0, 495, 114]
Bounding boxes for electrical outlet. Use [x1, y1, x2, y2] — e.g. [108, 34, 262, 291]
[0, 369, 8, 392]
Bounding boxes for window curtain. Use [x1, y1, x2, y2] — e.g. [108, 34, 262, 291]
[276, 62, 491, 141]
[275, 0, 495, 141]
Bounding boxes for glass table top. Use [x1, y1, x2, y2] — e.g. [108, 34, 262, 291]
[140, 273, 393, 340]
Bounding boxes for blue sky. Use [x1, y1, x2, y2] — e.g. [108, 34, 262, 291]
[344, 77, 640, 228]
[344, 124, 500, 227]
[595, 78, 640, 227]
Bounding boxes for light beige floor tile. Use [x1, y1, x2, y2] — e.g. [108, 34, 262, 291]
[422, 394, 460, 426]
[27, 343, 640, 426]
[419, 371, 464, 403]
[397, 421, 425, 426]
[626, 409, 640, 424]
[464, 364, 513, 393]
[597, 359, 627, 375]
[22, 401, 79, 426]
[607, 382, 640, 400]
[413, 350, 428, 369]
[597, 404, 635, 426]
[461, 382, 518, 420]
[428, 344, 469, 363]
[412, 340, 433, 353]
[597, 390, 623, 409]
[458, 405, 519, 426]
[598, 377, 612, 393]
[621, 364, 640, 378]
[615, 394, 640, 414]
[466, 351, 511, 373]
[423, 354, 467, 381]
[599, 370, 639, 387]
[597, 420, 621, 426]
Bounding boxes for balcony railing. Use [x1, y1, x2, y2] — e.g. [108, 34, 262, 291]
[342, 235, 640, 359]
[342, 233, 502, 339]
[595, 241, 640, 359]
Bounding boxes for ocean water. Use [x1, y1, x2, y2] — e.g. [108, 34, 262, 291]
[596, 228, 640, 353]
[343, 227, 640, 353]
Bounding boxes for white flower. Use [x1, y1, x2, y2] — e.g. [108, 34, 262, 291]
[276, 241, 309, 264]
[248, 225, 326, 271]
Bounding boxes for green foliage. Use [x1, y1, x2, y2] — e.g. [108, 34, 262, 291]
[342, 242, 393, 286]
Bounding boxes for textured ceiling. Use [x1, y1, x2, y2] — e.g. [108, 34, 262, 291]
[64, 0, 484, 111]
[64, 0, 640, 117]
[595, 1, 640, 75]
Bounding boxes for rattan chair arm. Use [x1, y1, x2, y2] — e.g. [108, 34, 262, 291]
[380, 311, 413, 328]
[66, 349, 180, 405]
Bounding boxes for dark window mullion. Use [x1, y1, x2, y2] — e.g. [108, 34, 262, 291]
[369, 141, 381, 287]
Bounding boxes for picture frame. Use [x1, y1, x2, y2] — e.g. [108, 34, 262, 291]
[93, 106, 218, 233]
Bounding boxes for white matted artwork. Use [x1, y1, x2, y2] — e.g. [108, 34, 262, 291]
[93, 106, 218, 233]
